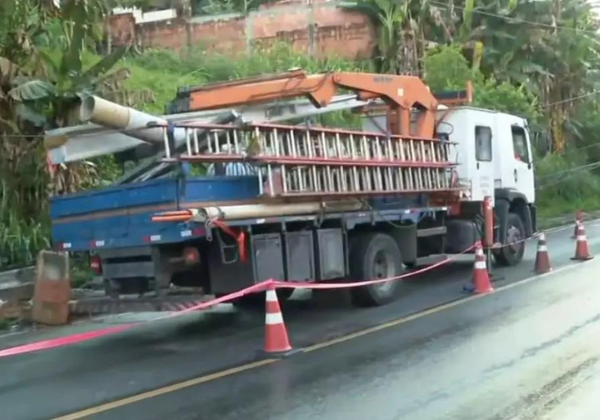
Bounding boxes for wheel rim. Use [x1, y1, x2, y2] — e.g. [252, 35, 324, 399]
[372, 250, 396, 294]
[506, 225, 523, 254]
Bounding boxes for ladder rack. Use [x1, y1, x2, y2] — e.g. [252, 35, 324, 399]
[162, 122, 460, 199]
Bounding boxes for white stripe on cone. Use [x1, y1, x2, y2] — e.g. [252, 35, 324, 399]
[474, 261, 487, 270]
[538, 245, 548, 252]
[266, 312, 284, 325]
[266, 289, 278, 302]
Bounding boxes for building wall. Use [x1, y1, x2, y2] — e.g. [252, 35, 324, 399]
[106, 0, 376, 60]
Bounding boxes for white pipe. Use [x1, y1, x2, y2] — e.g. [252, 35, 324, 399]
[47, 95, 370, 164]
[77, 95, 187, 145]
[193, 200, 365, 222]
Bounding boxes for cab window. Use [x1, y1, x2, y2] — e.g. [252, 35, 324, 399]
[512, 126, 530, 163]
[475, 126, 492, 162]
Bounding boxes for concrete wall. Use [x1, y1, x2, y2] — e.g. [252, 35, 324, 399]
[106, 0, 376, 60]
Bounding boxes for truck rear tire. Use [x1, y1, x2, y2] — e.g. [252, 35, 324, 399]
[349, 232, 404, 307]
[494, 212, 526, 267]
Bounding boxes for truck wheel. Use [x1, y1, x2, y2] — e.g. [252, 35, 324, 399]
[350, 233, 404, 307]
[494, 212, 526, 267]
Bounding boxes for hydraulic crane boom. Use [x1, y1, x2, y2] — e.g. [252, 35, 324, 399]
[174, 70, 441, 138]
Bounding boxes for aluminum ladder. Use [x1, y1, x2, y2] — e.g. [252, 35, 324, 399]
[162, 122, 458, 199]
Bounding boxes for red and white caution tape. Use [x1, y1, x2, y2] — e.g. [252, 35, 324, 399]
[0, 281, 273, 358]
[488, 218, 600, 251]
[1, 220, 597, 359]
[274, 243, 477, 290]
[0, 325, 134, 358]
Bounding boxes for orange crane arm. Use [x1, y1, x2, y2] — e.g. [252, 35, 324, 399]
[180, 70, 441, 137]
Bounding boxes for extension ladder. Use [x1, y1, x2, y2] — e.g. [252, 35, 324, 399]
[162, 122, 458, 198]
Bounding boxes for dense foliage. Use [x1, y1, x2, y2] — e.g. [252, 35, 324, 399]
[2, 0, 600, 269]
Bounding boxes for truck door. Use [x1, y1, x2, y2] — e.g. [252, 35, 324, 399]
[472, 123, 494, 201]
[511, 123, 535, 203]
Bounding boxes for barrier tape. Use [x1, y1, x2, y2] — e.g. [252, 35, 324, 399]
[161, 281, 271, 317]
[274, 243, 477, 290]
[0, 281, 275, 358]
[0, 219, 597, 359]
[0, 325, 134, 358]
[484, 218, 600, 251]
[0, 282, 273, 359]
[0, 244, 472, 359]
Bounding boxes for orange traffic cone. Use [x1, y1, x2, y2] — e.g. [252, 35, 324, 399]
[534, 232, 552, 274]
[263, 284, 293, 356]
[572, 210, 583, 239]
[572, 223, 594, 261]
[472, 242, 494, 294]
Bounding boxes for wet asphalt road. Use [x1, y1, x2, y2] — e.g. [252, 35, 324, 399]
[2, 222, 600, 420]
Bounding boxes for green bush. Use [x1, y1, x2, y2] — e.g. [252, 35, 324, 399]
[132, 42, 371, 81]
[423, 44, 473, 91]
[423, 45, 539, 123]
[126, 42, 370, 117]
[535, 153, 600, 218]
[127, 42, 369, 128]
[121, 57, 199, 114]
[0, 139, 51, 270]
[423, 45, 600, 219]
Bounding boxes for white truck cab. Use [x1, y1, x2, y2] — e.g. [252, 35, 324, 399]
[437, 106, 536, 206]
[362, 105, 537, 267]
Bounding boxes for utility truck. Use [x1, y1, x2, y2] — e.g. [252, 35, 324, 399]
[46, 70, 536, 307]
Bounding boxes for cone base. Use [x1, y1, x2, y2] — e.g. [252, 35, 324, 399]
[571, 255, 594, 261]
[534, 255, 552, 274]
[474, 285, 494, 294]
[257, 348, 301, 359]
[472, 268, 493, 294]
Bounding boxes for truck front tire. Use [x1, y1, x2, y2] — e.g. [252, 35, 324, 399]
[494, 212, 526, 267]
[349, 233, 404, 307]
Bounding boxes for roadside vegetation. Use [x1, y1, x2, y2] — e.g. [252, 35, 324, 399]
[1, 0, 600, 270]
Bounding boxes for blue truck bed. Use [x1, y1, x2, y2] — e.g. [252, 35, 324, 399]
[51, 172, 439, 253]
[50, 176, 261, 252]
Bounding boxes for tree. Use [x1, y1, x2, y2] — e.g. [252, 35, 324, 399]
[0, 0, 133, 267]
[342, 0, 600, 153]
[341, 0, 448, 75]
[448, 0, 600, 153]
